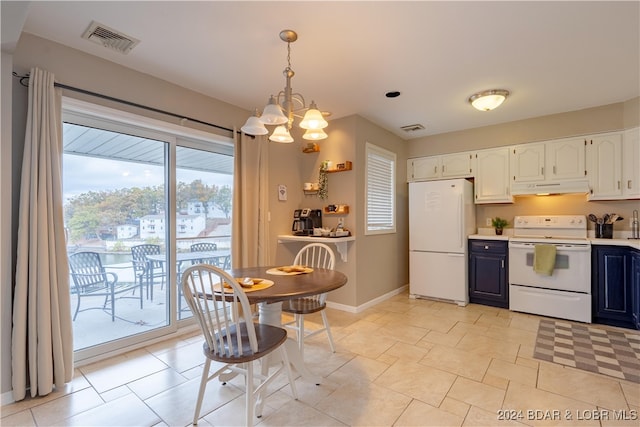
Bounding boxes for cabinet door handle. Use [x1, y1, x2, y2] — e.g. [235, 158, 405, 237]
[501, 260, 505, 268]
[628, 180, 632, 189]
[553, 165, 556, 174]
[541, 166, 544, 175]
[434, 166, 437, 174]
[442, 165, 445, 173]
[617, 181, 621, 190]
[484, 245, 489, 250]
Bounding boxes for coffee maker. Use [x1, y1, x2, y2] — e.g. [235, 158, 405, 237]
[292, 208, 322, 235]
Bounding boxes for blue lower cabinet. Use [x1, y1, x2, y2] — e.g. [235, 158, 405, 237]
[468, 240, 508, 308]
[592, 245, 638, 329]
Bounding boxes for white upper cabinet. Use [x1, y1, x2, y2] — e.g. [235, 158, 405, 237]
[475, 147, 512, 204]
[407, 156, 439, 181]
[546, 137, 587, 180]
[587, 132, 623, 200]
[511, 143, 545, 182]
[510, 138, 586, 183]
[441, 152, 474, 178]
[622, 127, 640, 199]
[407, 152, 474, 182]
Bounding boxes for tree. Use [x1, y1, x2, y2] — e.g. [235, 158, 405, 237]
[213, 185, 232, 219]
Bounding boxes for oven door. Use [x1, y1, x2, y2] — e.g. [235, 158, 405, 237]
[508, 241, 591, 293]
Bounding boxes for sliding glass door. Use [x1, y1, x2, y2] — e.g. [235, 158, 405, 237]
[175, 143, 234, 320]
[62, 98, 233, 361]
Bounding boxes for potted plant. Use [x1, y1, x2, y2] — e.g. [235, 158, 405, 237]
[491, 217, 508, 235]
[318, 160, 329, 199]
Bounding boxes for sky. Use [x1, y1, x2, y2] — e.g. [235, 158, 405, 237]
[62, 154, 233, 204]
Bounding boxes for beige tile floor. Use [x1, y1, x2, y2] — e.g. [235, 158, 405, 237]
[3, 292, 639, 426]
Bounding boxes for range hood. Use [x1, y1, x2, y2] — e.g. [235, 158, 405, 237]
[511, 179, 591, 196]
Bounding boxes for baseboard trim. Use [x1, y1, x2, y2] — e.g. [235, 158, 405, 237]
[326, 285, 408, 314]
[2, 390, 14, 406]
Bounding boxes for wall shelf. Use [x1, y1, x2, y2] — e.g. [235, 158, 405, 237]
[326, 161, 352, 173]
[324, 205, 349, 215]
[302, 142, 320, 153]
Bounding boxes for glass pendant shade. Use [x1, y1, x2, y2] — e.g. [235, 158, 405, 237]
[269, 125, 294, 143]
[299, 101, 328, 129]
[259, 96, 288, 125]
[302, 127, 328, 140]
[468, 89, 509, 111]
[241, 114, 268, 135]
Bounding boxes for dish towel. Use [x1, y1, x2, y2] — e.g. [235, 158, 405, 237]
[534, 244, 557, 276]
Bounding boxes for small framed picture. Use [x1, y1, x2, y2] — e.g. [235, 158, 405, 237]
[278, 184, 287, 201]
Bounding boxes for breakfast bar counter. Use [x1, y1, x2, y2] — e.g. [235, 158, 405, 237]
[277, 234, 356, 261]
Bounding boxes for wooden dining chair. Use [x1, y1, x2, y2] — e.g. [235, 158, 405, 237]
[181, 264, 298, 426]
[281, 243, 336, 359]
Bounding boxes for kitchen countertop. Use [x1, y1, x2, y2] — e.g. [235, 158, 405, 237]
[589, 238, 640, 250]
[468, 234, 510, 241]
[468, 233, 640, 250]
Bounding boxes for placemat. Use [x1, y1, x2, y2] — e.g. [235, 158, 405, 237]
[533, 319, 640, 383]
[266, 266, 313, 276]
[213, 279, 274, 293]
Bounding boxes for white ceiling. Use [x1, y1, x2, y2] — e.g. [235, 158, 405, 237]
[9, 1, 640, 139]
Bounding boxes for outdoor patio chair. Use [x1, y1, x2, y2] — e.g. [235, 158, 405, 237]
[181, 264, 298, 426]
[131, 244, 165, 300]
[189, 242, 218, 265]
[68, 251, 143, 322]
[281, 243, 336, 359]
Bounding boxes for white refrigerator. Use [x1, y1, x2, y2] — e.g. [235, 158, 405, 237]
[409, 179, 476, 306]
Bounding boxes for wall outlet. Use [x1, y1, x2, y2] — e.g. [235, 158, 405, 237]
[486, 218, 492, 226]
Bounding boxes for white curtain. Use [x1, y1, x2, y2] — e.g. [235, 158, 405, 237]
[12, 67, 74, 400]
[231, 131, 271, 267]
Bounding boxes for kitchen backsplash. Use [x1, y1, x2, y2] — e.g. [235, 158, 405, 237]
[474, 194, 638, 231]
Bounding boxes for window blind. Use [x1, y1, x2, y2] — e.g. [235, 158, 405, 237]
[365, 143, 396, 234]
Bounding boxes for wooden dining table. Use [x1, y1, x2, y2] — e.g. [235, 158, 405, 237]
[225, 265, 348, 384]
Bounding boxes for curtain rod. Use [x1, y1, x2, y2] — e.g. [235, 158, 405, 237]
[12, 72, 239, 136]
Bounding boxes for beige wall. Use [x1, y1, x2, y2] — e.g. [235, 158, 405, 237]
[266, 115, 409, 308]
[408, 101, 634, 157]
[408, 98, 640, 232]
[476, 196, 640, 237]
[13, 34, 250, 136]
[353, 116, 409, 306]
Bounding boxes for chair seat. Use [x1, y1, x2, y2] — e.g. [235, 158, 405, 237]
[204, 322, 288, 363]
[282, 297, 326, 315]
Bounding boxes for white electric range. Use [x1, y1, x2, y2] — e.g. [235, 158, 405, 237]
[508, 215, 592, 323]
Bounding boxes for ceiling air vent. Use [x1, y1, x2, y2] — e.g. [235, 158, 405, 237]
[82, 21, 140, 54]
[400, 124, 425, 132]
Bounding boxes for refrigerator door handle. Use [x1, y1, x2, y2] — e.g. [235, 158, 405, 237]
[457, 194, 463, 248]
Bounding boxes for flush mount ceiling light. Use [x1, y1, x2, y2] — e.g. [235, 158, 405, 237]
[241, 29, 329, 143]
[468, 89, 510, 111]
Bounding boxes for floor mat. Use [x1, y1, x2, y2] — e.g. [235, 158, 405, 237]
[533, 319, 640, 383]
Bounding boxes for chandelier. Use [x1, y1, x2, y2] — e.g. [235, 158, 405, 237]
[241, 29, 329, 143]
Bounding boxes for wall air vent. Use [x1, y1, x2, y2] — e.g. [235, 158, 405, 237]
[82, 21, 140, 54]
[400, 124, 425, 132]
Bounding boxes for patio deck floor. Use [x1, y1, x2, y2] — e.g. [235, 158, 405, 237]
[71, 263, 193, 351]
